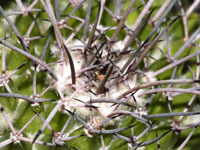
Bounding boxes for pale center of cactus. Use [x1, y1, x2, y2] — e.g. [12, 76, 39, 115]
[52, 40, 147, 125]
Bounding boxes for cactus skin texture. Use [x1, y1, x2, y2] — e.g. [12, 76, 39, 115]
[0, 0, 200, 150]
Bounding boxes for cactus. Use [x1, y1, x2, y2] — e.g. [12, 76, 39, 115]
[0, 0, 200, 149]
